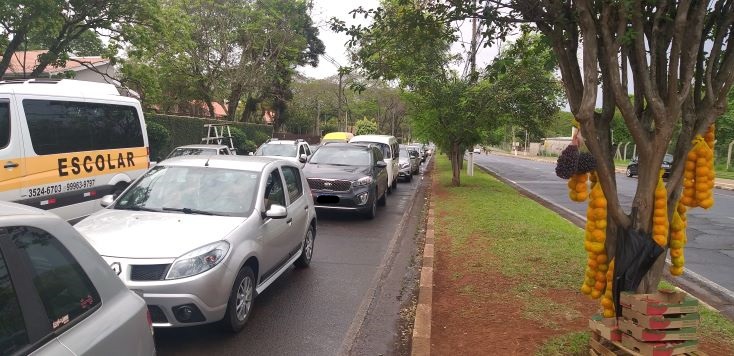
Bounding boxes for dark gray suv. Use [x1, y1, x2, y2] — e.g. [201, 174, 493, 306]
[302, 143, 389, 219]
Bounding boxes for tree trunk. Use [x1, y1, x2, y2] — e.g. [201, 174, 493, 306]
[205, 101, 216, 119]
[450, 141, 461, 186]
[227, 84, 243, 121]
[0, 32, 27, 77]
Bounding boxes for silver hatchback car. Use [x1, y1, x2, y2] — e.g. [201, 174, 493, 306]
[75, 156, 317, 332]
[0, 202, 155, 355]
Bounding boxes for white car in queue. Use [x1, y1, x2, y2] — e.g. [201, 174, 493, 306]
[74, 156, 317, 332]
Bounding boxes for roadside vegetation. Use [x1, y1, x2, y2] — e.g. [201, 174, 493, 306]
[431, 155, 734, 355]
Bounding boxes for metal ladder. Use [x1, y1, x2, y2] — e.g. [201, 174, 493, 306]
[201, 124, 237, 154]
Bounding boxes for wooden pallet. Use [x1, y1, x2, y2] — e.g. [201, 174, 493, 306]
[589, 330, 707, 356]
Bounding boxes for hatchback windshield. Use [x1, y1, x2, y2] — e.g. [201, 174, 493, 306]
[114, 165, 260, 217]
[256, 144, 297, 157]
[309, 146, 371, 166]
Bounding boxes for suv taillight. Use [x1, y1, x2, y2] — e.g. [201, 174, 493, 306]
[146, 309, 154, 335]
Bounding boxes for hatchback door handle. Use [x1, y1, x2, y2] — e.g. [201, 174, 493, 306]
[304, 206, 309, 210]
[4, 161, 18, 169]
[286, 218, 293, 224]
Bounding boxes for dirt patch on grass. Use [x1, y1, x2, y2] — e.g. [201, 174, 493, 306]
[431, 230, 587, 355]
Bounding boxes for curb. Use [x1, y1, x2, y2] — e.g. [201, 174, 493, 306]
[411, 181, 436, 356]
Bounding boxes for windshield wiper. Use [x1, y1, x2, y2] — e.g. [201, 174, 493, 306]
[161, 207, 215, 215]
[117, 205, 162, 212]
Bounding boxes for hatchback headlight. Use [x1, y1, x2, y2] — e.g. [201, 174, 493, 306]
[353, 176, 373, 187]
[166, 241, 230, 279]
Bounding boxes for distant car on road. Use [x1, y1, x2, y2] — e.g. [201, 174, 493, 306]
[75, 156, 317, 332]
[254, 138, 312, 166]
[166, 144, 233, 159]
[472, 147, 481, 154]
[0, 201, 156, 355]
[303, 143, 389, 219]
[626, 154, 673, 178]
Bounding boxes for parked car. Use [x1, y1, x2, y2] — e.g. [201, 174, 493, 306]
[398, 147, 419, 181]
[166, 144, 233, 159]
[321, 131, 354, 144]
[254, 138, 312, 166]
[75, 156, 317, 332]
[626, 154, 673, 178]
[0, 201, 156, 355]
[302, 143, 388, 219]
[473, 147, 482, 154]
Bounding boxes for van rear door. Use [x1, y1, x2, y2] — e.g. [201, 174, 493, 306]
[0, 97, 24, 203]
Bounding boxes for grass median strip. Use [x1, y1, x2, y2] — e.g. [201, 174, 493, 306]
[430, 155, 734, 355]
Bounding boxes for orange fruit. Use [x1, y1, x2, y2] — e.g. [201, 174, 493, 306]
[603, 309, 615, 318]
[595, 281, 606, 291]
[670, 248, 683, 258]
[596, 219, 607, 230]
[601, 297, 613, 308]
[687, 151, 697, 161]
[670, 266, 684, 276]
[591, 289, 602, 299]
[672, 256, 685, 267]
[592, 230, 605, 242]
[699, 198, 714, 209]
[596, 254, 608, 264]
[595, 271, 606, 282]
[576, 191, 588, 201]
[653, 224, 667, 236]
[653, 234, 667, 246]
[597, 263, 608, 272]
[581, 284, 592, 295]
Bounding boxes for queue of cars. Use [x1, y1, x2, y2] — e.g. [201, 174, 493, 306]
[0, 78, 431, 355]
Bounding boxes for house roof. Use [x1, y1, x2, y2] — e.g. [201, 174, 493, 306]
[1, 50, 108, 76]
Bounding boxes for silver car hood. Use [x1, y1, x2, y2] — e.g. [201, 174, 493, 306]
[75, 209, 246, 259]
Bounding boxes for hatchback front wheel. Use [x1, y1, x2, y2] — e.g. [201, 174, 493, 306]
[222, 266, 256, 332]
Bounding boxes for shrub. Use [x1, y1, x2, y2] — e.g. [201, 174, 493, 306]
[146, 121, 171, 161]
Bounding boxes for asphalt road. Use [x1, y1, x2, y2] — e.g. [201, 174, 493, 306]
[153, 163, 428, 356]
[473, 153, 734, 298]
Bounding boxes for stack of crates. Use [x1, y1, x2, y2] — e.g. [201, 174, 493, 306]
[618, 289, 700, 355]
[589, 289, 705, 356]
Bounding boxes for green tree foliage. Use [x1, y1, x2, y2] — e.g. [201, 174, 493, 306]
[354, 117, 378, 135]
[122, 0, 323, 128]
[0, 0, 159, 77]
[487, 30, 565, 142]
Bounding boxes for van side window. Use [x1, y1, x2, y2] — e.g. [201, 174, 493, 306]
[0, 102, 9, 149]
[6, 226, 101, 330]
[23, 100, 144, 155]
[0, 248, 28, 354]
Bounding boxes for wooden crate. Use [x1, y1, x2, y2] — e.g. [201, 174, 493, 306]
[618, 318, 697, 342]
[590, 331, 706, 356]
[590, 314, 623, 342]
[620, 290, 698, 316]
[621, 334, 700, 356]
[622, 308, 700, 330]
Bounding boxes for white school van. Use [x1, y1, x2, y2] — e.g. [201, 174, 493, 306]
[0, 79, 150, 222]
[350, 134, 400, 191]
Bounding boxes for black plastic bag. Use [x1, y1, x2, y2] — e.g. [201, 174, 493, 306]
[612, 224, 664, 315]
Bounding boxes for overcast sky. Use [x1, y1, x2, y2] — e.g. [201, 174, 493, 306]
[298, 0, 502, 80]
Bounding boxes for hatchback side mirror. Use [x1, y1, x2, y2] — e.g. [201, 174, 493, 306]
[299, 154, 308, 163]
[265, 204, 288, 219]
[100, 194, 115, 207]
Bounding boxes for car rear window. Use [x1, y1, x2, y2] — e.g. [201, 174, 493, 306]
[0, 248, 28, 354]
[6, 226, 100, 331]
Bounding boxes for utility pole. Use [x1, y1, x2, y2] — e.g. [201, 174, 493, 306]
[315, 100, 321, 136]
[338, 71, 343, 129]
[469, 0, 478, 84]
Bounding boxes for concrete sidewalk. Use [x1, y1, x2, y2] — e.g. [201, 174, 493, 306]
[486, 150, 734, 191]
